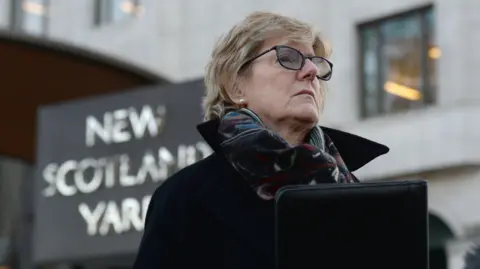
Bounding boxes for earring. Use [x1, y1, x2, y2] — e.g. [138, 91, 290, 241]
[238, 99, 247, 107]
[237, 98, 246, 108]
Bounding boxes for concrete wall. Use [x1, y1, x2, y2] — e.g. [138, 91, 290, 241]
[322, 0, 480, 181]
[425, 167, 480, 238]
[46, 0, 331, 81]
[11, 0, 480, 103]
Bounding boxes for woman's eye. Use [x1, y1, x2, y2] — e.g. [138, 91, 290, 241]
[279, 55, 294, 62]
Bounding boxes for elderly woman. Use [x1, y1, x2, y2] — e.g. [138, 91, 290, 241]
[133, 11, 388, 269]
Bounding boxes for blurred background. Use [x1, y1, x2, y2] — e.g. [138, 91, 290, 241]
[0, 0, 479, 269]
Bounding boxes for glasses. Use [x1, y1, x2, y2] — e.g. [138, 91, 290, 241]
[241, 45, 334, 81]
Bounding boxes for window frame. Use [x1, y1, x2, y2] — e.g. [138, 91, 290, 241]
[357, 5, 435, 119]
[94, 0, 142, 26]
[11, 0, 50, 36]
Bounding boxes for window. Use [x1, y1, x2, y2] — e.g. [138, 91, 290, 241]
[359, 6, 437, 118]
[95, 0, 143, 26]
[12, 0, 49, 35]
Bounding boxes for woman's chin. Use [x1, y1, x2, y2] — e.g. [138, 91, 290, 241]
[291, 105, 319, 124]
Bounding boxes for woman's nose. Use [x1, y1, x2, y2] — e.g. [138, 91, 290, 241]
[298, 59, 318, 80]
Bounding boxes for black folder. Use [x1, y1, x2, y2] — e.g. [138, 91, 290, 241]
[275, 180, 428, 269]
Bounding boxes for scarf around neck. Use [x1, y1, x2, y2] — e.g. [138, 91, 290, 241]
[218, 108, 357, 200]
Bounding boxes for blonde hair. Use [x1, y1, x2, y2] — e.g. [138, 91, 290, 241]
[203, 11, 332, 121]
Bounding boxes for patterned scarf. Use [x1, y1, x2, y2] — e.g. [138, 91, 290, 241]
[218, 108, 357, 200]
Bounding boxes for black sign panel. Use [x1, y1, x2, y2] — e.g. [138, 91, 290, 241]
[33, 80, 211, 263]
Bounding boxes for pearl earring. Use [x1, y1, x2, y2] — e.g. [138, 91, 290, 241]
[239, 99, 245, 104]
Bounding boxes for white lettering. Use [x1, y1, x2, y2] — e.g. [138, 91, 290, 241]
[75, 158, 104, 194]
[42, 143, 212, 197]
[42, 163, 58, 197]
[121, 198, 143, 232]
[111, 109, 131, 144]
[48, 103, 217, 238]
[79, 196, 151, 236]
[98, 201, 124, 236]
[158, 147, 175, 180]
[85, 114, 112, 147]
[129, 105, 163, 139]
[196, 141, 213, 159]
[104, 158, 116, 188]
[78, 202, 106, 236]
[177, 144, 195, 169]
[136, 152, 161, 184]
[142, 195, 151, 223]
[119, 154, 138, 187]
[56, 160, 77, 196]
[177, 142, 213, 169]
[85, 105, 166, 147]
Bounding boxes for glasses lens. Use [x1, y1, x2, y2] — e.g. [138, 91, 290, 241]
[311, 57, 332, 80]
[277, 47, 303, 69]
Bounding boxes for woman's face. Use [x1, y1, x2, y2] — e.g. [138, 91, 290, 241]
[240, 38, 322, 128]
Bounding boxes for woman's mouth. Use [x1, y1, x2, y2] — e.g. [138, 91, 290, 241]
[295, 89, 315, 98]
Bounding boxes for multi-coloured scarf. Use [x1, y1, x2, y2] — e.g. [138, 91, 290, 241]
[218, 108, 357, 200]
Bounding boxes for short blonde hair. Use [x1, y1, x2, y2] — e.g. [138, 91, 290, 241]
[203, 11, 332, 121]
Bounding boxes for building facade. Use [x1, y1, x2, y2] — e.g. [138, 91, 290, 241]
[1, 0, 479, 268]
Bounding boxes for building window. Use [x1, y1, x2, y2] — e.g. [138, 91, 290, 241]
[12, 0, 49, 35]
[95, 0, 143, 26]
[358, 6, 437, 118]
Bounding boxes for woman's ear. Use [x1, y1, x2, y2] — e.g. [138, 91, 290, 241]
[229, 78, 247, 106]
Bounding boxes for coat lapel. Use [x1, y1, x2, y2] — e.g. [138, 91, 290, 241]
[320, 126, 389, 171]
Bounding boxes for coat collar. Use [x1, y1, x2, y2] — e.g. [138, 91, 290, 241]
[197, 119, 389, 172]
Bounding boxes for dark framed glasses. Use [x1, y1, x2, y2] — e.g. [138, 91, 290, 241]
[241, 45, 333, 81]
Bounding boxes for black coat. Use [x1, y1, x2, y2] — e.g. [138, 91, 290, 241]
[132, 120, 389, 269]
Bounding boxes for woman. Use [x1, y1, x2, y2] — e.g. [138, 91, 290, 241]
[133, 11, 389, 269]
